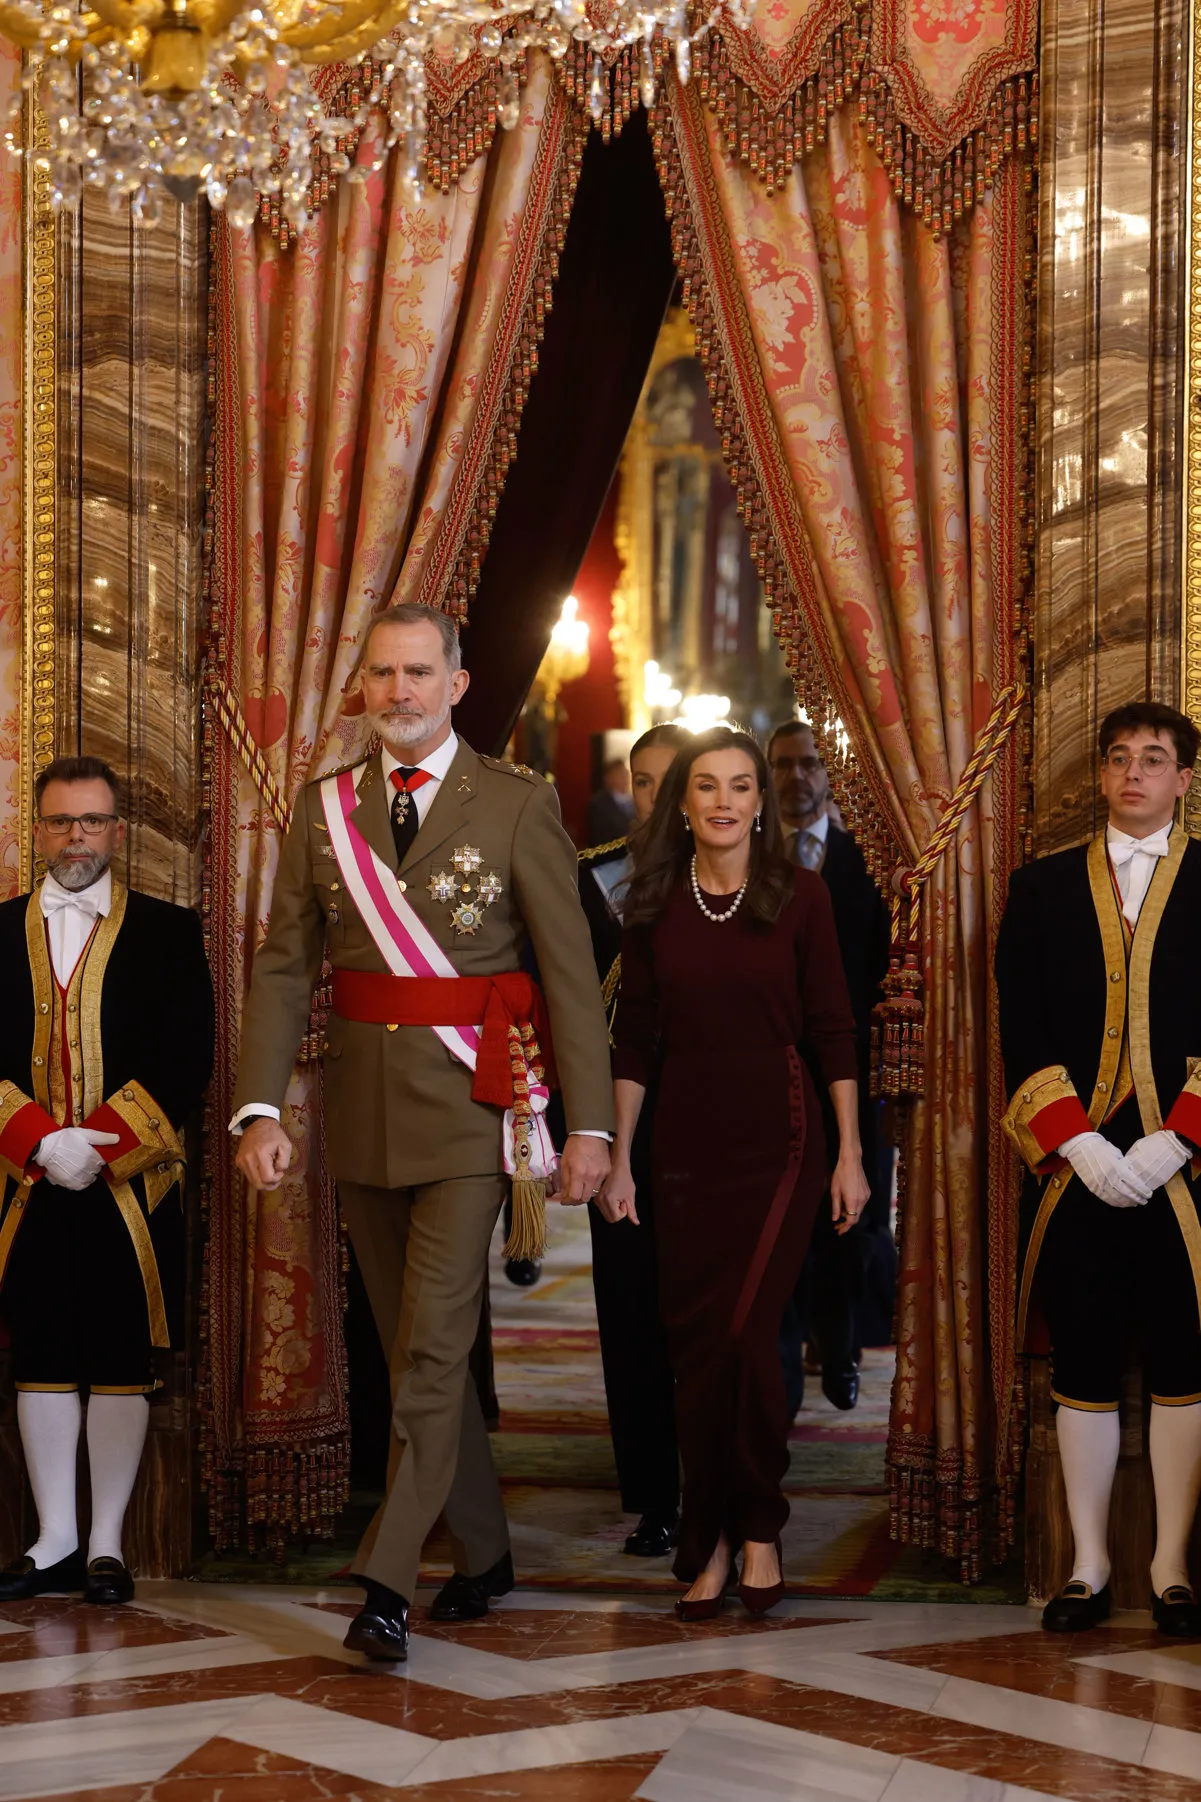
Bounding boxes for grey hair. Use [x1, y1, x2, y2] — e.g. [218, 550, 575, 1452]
[352, 603, 462, 680]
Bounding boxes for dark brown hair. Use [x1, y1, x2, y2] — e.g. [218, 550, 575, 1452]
[622, 727, 794, 928]
[1099, 702, 1200, 769]
[35, 755, 120, 813]
[630, 722, 690, 762]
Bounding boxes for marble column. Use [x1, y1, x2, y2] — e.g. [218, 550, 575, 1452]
[1033, 0, 1185, 852]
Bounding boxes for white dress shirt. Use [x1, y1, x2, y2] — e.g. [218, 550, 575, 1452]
[1107, 820, 1173, 928]
[40, 868, 112, 986]
[231, 731, 607, 1141]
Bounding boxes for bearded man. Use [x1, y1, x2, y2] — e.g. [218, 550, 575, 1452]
[0, 756, 214, 1604]
[232, 602, 613, 1663]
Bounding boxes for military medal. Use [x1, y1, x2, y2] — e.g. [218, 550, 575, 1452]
[451, 899, 484, 935]
[452, 845, 482, 876]
[428, 846, 506, 933]
[428, 870, 456, 903]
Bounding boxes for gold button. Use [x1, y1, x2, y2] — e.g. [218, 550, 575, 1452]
[330, 881, 340, 893]
[1059, 1071, 1069, 1082]
[1022, 1091, 1032, 1103]
[33, 1056, 43, 1067]
[157, 1162, 167, 1173]
[321, 1041, 329, 1053]
[1108, 1027, 1119, 1038]
[123, 1089, 134, 1101]
[149, 1117, 160, 1129]
[38, 1003, 48, 1014]
[1111, 971, 1122, 983]
[67, 1003, 76, 1014]
[69, 1041, 78, 1051]
[1096, 1081, 1107, 1093]
[386, 1023, 399, 1033]
[398, 880, 407, 893]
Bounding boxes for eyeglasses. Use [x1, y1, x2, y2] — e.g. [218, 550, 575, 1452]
[1103, 749, 1180, 777]
[37, 812, 119, 836]
[770, 755, 823, 773]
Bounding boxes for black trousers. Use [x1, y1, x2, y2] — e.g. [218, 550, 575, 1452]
[1, 1177, 181, 1391]
[1038, 1178, 1201, 1408]
[588, 1120, 679, 1518]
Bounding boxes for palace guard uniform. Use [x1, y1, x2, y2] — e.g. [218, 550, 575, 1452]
[996, 822, 1201, 1628]
[0, 878, 214, 1600]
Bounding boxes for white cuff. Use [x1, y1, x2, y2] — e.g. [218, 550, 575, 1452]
[229, 1104, 282, 1135]
[569, 1130, 613, 1142]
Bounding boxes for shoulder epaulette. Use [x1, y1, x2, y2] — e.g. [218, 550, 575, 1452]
[310, 755, 366, 785]
[578, 836, 629, 864]
[479, 755, 540, 782]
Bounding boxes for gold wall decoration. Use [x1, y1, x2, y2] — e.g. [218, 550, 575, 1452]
[19, 80, 55, 889]
[1186, 0, 1201, 835]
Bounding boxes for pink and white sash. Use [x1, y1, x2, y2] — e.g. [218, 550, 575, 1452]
[320, 766, 555, 1180]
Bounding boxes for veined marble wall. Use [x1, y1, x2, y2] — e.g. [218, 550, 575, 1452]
[55, 199, 207, 905]
[1034, 0, 1185, 852]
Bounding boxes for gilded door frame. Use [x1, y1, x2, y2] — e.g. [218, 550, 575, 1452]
[20, 81, 56, 889]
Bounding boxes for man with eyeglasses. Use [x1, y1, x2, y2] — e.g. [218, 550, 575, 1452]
[997, 700, 1201, 1635]
[768, 719, 891, 1414]
[0, 756, 213, 1605]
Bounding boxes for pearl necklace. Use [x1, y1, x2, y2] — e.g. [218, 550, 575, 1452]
[690, 853, 748, 923]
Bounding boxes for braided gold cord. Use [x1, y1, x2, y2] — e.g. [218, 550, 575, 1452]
[208, 680, 292, 834]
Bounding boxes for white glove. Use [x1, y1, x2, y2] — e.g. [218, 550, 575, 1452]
[1119, 1130, 1191, 1200]
[1059, 1131, 1149, 1208]
[34, 1127, 121, 1192]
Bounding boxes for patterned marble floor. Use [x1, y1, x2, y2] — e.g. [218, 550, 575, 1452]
[0, 1583, 1198, 1800]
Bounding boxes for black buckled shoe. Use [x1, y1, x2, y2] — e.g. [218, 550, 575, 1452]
[821, 1365, 860, 1412]
[1153, 1585, 1201, 1637]
[1041, 1580, 1111, 1632]
[343, 1580, 410, 1661]
[0, 1551, 86, 1601]
[84, 1557, 135, 1606]
[429, 1551, 515, 1622]
[623, 1514, 679, 1558]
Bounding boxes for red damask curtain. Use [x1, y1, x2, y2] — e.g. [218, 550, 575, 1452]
[204, 63, 585, 1544]
[654, 33, 1033, 1575]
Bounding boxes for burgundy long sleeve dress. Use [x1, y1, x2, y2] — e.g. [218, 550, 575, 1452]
[613, 866, 858, 1581]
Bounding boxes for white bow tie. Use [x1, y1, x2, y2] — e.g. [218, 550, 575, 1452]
[1109, 827, 1172, 869]
[41, 884, 103, 917]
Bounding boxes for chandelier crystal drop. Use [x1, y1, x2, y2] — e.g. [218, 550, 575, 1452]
[0, 0, 753, 227]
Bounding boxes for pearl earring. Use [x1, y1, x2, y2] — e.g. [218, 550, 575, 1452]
[682, 809, 691, 831]
[754, 812, 762, 833]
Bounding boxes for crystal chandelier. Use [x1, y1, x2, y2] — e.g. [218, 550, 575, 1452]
[0, 0, 750, 229]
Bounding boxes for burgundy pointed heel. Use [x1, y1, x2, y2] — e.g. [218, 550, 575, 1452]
[674, 1552, 739, 1622]
[738, 1537, 784, 1616]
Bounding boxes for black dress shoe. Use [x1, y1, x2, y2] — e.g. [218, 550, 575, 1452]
[84, 1557, 135, 1606]
[1041, 1580, 1111, 1632]
[623, 1514, 679, 1558]
[343, 1580, 410, 1661]
[821, 1365, 860, 1411]
[1153, 1585, 1201, 1636]
[0, 1551, 86, 1601]
[429, 1551, 515, 1622]
[504, 1257, 542, 1287]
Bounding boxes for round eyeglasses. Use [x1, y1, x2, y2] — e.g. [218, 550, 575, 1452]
[1102, 749, 1180, 777]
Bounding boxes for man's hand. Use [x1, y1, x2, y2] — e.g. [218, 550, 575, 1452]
[235, 1116, 294, 1191]
[1060, 1131, 1148, 1208]
[35, 1127, 121, 1191]
[596, 1156, 639, 1226]
[548, 1134, 611, 1207]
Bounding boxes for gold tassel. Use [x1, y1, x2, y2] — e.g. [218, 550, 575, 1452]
[502, 1022, 549, 1261]
[504, 1176, 548, 1262]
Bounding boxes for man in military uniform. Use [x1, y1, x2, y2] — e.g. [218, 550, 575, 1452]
[997, 700, 1201, 1634]
[233, 603, 614, 1662]
[577, 724, 686, 1557]
[0, 756, 214, 1605]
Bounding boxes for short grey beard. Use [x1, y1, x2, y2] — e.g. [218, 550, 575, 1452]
[372, 697, 451, 755]
[48, 847, 113, 892]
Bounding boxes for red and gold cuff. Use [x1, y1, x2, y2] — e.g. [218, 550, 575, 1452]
[82, 1081, 183, 1183]
[1002, 1066, 1092, 1174]
[0, 1080, 57, 1182]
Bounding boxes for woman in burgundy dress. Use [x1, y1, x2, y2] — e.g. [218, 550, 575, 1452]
[600, 727, 867, 1618]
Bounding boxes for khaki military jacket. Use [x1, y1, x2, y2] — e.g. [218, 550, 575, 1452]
[233, 738, 615, 1188]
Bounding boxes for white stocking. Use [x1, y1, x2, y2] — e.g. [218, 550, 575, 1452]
[1056, 1403, 1120, 1594]
[86, 1394, 149, 1564]
[1149, 1400, 1201, 1596]
[17, 1390, 82, 1568]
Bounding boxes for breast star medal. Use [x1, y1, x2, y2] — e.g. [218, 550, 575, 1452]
[432, 847, 505, 934]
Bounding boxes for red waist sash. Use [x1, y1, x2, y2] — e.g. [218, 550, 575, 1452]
[330, 968, 556, 1107]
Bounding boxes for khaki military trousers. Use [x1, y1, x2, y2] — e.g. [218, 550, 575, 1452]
[339, 1174, 509, 1602]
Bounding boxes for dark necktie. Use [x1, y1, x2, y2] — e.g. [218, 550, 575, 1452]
[389, 766, 433, 865]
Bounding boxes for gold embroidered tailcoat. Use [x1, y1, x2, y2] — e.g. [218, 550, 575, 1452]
[995, 826, 1201, 1341]
[232, 739, 615, 1190]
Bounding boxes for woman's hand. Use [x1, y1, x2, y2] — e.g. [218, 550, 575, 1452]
[597, 1157, 640, 1226]
[830, 1151, 870, 1235]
